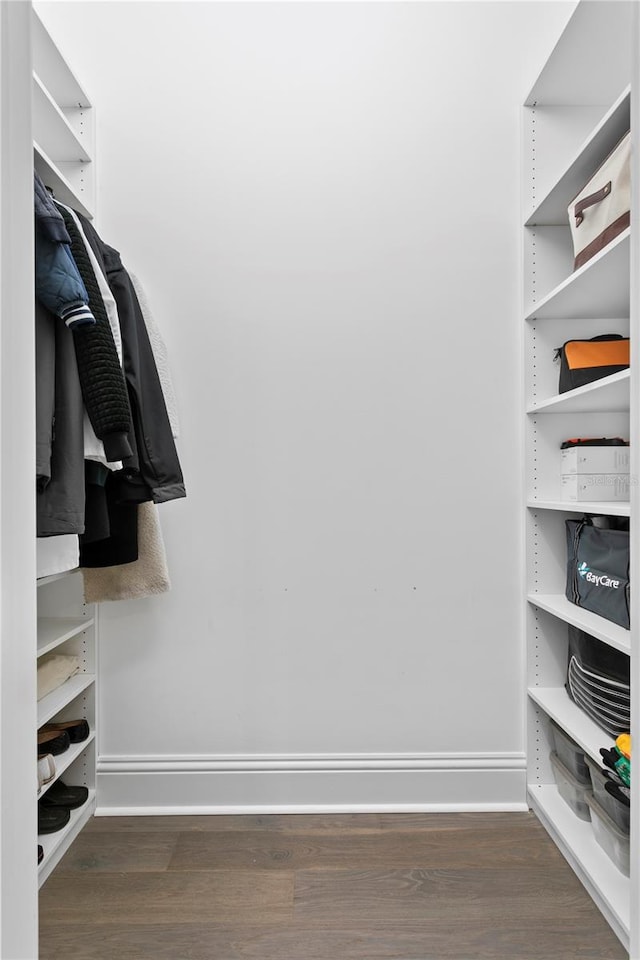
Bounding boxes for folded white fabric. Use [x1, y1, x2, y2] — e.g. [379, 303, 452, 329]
[36, 535, 79, 580]
[37, 653, 81, 701]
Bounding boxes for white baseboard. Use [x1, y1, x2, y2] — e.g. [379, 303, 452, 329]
[96, 752, 528, 815]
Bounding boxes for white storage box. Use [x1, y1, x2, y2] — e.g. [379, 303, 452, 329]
[584, 755, 630, 835]
[549, 750, 592, 821]
[548, 717, 590, 784]
[561, 474, 629, 502]
[561, 445, 630, 475]
[585, 793, 630, 876]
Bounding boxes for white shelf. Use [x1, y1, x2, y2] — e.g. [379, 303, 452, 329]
[525, 2, 632, 107]
[525, 229, 629, 321]
[527, 594, 631, 655]
[38, 789, 96, 887]
[528, 687, 622, 763]
[38, 731, 95, 798]
[32, 72, 90, 163]
[37, 617, 94, 658]
[528, 785, 629, 950]
[37, 674, 95, 728]
[526, 501, 630, 518]
[32, 8, 90, 108]
[526, 370, 629, 415]
[34, 142, 93, 220]
[36, 568, 79, 589]
[525, 87, 630, 226]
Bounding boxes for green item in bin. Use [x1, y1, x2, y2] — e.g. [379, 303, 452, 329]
[601, 746, 631, 787]
[613, 750, 631, 787]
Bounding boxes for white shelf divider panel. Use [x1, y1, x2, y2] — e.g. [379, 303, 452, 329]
[37, 674, 95, 728]
[526, 501, 630, 518]
[528, 785, 630, 951]
[524, 229, 630, 322]
[528, 686, 622, 764]
[527, 594, 631, 655]
[32, 73, 90, 163]
[38, 790, 96, 888]
[527, 370, 629, 415]
[525, 2, 632, 108]
[37, 617, 95, 658]
[526, 87, 630, 226]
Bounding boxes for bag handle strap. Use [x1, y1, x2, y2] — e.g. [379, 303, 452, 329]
[574, 181, 612, 226]
[570, 517, 589, 604]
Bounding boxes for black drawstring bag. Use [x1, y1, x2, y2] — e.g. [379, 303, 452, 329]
[565, 515, 630, 629]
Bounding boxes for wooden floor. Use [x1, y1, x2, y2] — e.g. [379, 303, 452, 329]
[39, 812, 627, 960]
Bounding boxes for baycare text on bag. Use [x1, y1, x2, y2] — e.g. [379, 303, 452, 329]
[565, 515, 630, 629]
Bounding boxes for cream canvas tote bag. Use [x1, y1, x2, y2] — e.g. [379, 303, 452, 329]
[568, 131, 630, 270]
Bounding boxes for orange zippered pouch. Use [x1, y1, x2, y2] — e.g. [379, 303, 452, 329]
[556, 335, 629, 393]
[564, 339, 629, 370]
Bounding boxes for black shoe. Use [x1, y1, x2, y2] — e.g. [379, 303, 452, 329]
[40, 780, 89, 811]
[38, 845, 44, 864]
[38, 804, 70, 835]
[40, 719, 90, 744]
[37, 729, 71, 757]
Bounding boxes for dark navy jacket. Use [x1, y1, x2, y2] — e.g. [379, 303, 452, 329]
[34, 172, 96, 329]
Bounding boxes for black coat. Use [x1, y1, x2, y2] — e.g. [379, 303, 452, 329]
[36, 300, 85, 537]
[56, 204, 133, 463]
[78, 215, 186, 504]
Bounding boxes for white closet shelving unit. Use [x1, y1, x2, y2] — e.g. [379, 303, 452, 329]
[36, 572, 97, 886]
[523, 2, 638, 955]
[32, 6, 94, 218]
[32, 8, 97, 888]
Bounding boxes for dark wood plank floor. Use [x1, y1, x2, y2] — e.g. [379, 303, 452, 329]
[39, 812, 627, 960]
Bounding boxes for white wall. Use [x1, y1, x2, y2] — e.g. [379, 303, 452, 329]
[38, 0, 573, 812]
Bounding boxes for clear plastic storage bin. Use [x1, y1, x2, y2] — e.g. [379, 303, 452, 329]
[584, 755, 630, 834]
[585, 792, 630, 877]
[549, 750, 592, 820]
[549, 717, 590, 783]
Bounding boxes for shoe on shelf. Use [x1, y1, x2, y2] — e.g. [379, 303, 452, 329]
[37, 754, 56, 793]
[38, 845, 44, 864]
[37, 803, 70, 835]
[37, 729, 70, 757]
[40, 719, 90, 744]
[40, 780, 89, 811]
